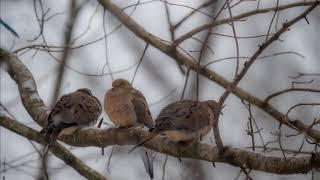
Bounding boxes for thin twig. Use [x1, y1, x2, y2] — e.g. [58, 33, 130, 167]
[265, 88, 320, 102]
[131, 43, 149, 85]
[227, 1, 240, 78]
[161, 155, 168, 180]
[51, 0, 79, 106]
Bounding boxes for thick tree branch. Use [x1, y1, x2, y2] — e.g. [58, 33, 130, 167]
[2, 115, 320, 175]
[96, 0, 320, 142]
[62, 128, 320, 175]
[0, 116, 108, 180]
[0, 48, 47, 126]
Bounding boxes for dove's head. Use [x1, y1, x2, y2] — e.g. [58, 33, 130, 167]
[112, 79, 131, 88]
[77, 88, 93, 95]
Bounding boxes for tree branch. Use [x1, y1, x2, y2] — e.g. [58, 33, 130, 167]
[96, 0, 320, 142]
[3, 115, 320, 175]
[0, 48, 47, 127]
[264, 88, 320, 103]
[174, 1, 318, 45]
[0, 116, 108, 180]
[217, 1, 320, 108]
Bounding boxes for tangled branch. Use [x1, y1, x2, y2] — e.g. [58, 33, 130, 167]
[1, 47, 320, 175]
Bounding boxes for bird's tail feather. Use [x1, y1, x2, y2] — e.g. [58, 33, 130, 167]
[128, 131, 160, 154]
[139, 148, 154, 179]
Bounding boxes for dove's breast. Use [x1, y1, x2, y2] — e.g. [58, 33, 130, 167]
[104, 88, 138, 127]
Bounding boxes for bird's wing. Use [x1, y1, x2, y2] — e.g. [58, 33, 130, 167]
[41, 94, 75, 136]
[48, 94, 72, 123]
[131, 89, 154, 128]
[155, 100, 192, 131]
[155, 100, 211, 131]
[70, 91, 101, 126]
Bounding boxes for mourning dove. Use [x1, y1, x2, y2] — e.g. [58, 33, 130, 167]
[39, 88, 101, 179]
[104, 79, 154, 129]
[104, 79, 154, 179]
[40, 88, 102, 142]
[129, 100, 218, 152]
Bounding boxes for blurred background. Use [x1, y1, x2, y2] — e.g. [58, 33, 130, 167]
[1, 0, 319, 179]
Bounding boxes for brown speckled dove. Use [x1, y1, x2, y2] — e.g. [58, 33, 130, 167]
[129, 99, 218, 152]
[40, 88, 101, 179]
[40, 88, 102, 142]
[104, 79, 154, 179]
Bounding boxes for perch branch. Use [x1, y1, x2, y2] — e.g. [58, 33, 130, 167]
[0, 116, 108, 180]
[1, 116, 320, 175]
